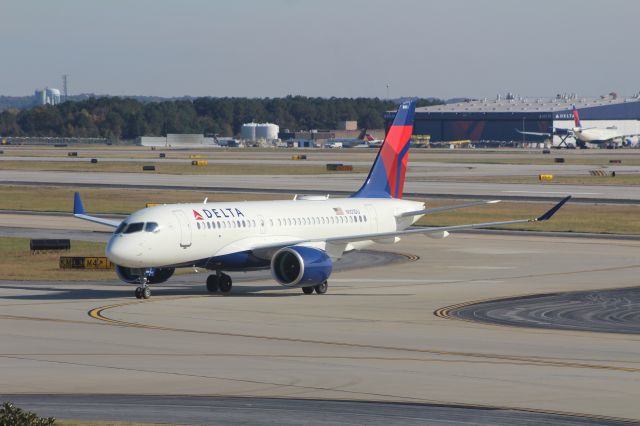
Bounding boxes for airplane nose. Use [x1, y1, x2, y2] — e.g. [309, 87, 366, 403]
[106, 236, 141, 266]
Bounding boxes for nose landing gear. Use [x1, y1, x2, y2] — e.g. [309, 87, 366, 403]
[134, 276, 151, 299]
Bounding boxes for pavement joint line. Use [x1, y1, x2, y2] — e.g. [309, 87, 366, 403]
[87, 297, 640, 373]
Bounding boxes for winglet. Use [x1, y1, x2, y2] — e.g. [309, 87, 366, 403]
[536, 196, 571, 221]
[73, 192, 85, 215]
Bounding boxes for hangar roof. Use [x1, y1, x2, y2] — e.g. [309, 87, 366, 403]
[416, 96, 640, 113]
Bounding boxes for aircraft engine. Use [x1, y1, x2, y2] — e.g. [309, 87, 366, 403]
[426, 231, 450, 239]
[270, 246, 332, 288]
[115, 266, 175, 284]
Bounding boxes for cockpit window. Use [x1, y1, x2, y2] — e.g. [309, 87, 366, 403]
[123, 222, 144, 234]
[115, 222, 127, 234]
[145, 222, 159, 232]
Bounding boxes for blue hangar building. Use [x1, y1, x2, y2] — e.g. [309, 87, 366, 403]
[386, 96, 640, 144]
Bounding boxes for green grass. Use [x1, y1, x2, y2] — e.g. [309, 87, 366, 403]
[0, 186, 283, 214]
[415, 199, 640, 234]
[0, 160, 367, 175]
[0, 237, 115, 281]
[2, 185, 638, 235]
[410, 173, 640, 186]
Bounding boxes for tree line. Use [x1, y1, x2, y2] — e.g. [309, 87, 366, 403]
[0, 96, 443, 140]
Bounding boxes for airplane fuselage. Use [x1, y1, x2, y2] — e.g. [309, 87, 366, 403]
[573, 127, 621, 144]
[106, 197, 424, 270]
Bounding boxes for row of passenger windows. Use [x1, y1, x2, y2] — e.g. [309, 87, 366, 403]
[197, 219, 258, 230]
[276, 215, 367, 226]
[115, 221, 159, 234]
[195, 215, 368, 231]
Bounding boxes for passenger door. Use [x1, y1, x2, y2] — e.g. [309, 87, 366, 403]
[173, 210, 192, 248]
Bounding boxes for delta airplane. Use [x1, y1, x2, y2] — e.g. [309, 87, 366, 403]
[327, 128, 381, 148]
[74, 100, 570, 299]
[518, 105, 640, 148]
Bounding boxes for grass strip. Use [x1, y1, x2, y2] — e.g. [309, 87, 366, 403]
[0, 237, 114, 281]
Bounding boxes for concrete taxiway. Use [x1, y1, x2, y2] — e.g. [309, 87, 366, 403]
[0, 395, 632, 426]
[2, 155, 640, 178]
[1, 232, 639, 423]
[1, 169, 638, 203]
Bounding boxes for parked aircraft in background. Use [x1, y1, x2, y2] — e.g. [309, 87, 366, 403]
[518, 105, 640, 148]
[74, 100, 570, 299]
[327, 128, 382, 148]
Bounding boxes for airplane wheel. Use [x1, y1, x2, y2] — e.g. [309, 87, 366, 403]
[219, 274, 233, 293]
[206, 275, 219, 292]
[302, 286, 314, 295]
[314, 281, 328, 295]
[142, 287, 151, 299]
[134, 287, 143, 299]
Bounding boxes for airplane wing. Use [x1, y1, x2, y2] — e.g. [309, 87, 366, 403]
[73, 192, 121, 228]
[325, 196, 570, 244]
[398, 199, 501, 218]
[516, 128, 577, 137]
[515, 129, 553, 137]
[617, 133, 640, 139]
[247, 196, 571, 252]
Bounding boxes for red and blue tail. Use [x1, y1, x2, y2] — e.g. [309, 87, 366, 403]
[572, 104, 581, 128]
[351, 100, 416, 199]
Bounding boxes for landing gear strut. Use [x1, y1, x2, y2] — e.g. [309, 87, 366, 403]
[206, 271, 233, 293]
[134, 276, 151, 299]
[302, 281, 328, 295]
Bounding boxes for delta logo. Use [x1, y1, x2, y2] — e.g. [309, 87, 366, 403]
[191, 207, 245, 220]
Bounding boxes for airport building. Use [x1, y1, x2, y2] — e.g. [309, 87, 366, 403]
[387, 96, 640, 145]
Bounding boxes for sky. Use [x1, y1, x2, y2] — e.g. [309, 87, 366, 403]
[1, 0, 639, 99]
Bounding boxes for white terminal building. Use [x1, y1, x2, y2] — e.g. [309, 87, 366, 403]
[241, 122, 279, 141]
[34, 88, 62, 105]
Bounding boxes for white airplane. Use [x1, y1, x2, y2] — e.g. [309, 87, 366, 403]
[73, 100, 570, 299]
[518, 105, 639, 148]
[327, 128, 380, 148]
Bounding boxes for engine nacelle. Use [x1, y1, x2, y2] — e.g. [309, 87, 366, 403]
[115, 266, 175, 284]
[426, 231, 450, 239]
[271, 246, 332, 288]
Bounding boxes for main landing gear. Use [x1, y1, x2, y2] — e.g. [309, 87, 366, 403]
[206, 271, 233, 293]
[134, 277, 151, 300]
[302, 280, 328, 295]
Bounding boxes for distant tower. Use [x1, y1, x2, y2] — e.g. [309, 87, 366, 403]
[62, 74, 68, 101]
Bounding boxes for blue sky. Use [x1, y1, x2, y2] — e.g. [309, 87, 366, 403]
[1, 0, 638, 98]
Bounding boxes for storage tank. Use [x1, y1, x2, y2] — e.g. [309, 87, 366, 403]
[241, 123, 257, 140]
[46, 88, 61, 105]
[255, 123, 279, 140]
